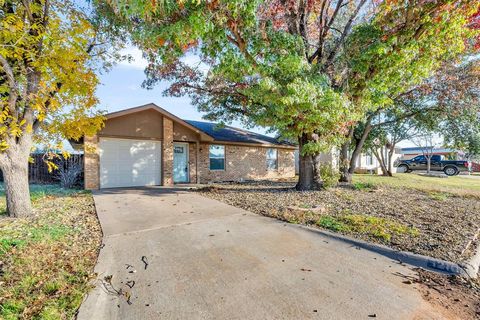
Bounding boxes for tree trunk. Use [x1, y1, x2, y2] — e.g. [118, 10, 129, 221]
[296, 135, 323, 191]
[339, 115, 375, 184]
[1, 156, 31, 217]
[0, 135, 33, 218]
[372, 148, 389, 176]
[339, 128, 354, 183]
[386, 144, 395, 176]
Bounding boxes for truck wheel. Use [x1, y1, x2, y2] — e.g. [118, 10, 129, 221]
[444, 166, 458, 176]
[398, 164, 409, 173]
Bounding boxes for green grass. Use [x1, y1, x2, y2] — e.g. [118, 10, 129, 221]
[352, 181, 376, 191]
[0, 185, 100, 320]
[353, 174, 480, 198]
[0, 184, 84, 215]
[317, 214, 419, 242]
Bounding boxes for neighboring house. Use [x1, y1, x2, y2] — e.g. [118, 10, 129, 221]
[354, 147, 402, 174]
[400, 147, 465, 160]
[73, 103, 296, 189]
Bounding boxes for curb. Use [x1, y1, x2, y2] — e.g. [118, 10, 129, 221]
[291, 223, 471, 277]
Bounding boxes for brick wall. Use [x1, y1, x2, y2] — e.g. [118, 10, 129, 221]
[162, 117, 174, 186]
[188, 143, 197, 183]
[84, 135, 99, 190]
[197, 143, 295, 183]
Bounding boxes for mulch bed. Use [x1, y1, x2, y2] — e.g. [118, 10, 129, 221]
[197, 181, 480, 263]
[414, 269, 480, 319]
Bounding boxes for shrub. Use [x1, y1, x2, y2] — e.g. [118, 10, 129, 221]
[55, 163, 83, 189]
[320, 164, 340, 189]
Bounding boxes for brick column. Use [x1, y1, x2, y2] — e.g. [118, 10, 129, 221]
[162, 117, 174, 186]
[84, 135, 100, 190]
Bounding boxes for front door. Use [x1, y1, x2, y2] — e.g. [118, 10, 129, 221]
[173, 142, 189, 183]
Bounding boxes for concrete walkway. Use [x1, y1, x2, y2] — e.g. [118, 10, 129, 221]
[77, 188, 447, 320]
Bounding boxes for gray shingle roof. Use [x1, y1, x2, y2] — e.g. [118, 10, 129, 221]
[185, 120, 295, 147]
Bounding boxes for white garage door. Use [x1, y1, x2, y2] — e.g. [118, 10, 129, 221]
[99, 138, 161, 188]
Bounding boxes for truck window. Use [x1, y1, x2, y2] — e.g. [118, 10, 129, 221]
[412, 155, 425, 162]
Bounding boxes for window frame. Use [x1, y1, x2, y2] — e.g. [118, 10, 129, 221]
[266, 148, 278, 171]
[209, 144, 226, 171]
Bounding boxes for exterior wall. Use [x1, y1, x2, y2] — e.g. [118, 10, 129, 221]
[84, 135, 99, 190]
[173, 122, 200, 142]
[197, 143, 296, 183]
[162, 117, 174, 186]
[188, 143, 197, 183]
[84, 109, 297, 188]
[99, 109, 163, 139]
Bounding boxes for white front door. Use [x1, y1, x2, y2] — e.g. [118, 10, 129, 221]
[99, 138, 161, 188]
[173, 142, 189, 183]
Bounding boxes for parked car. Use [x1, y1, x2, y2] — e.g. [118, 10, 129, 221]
[394, 155, 470, 176]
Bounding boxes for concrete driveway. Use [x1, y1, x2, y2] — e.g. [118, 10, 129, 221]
[77, 188, 446, 320]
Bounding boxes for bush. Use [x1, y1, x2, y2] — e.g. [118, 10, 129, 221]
[320, 164, 340, 189]
[55, 163, 82, 189]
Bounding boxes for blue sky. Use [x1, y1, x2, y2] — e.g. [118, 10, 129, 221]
[96, 46, 270, 135]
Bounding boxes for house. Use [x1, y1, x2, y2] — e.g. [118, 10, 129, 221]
[354, 147, 402, 174]
[77, 103, 296, 189]
[400, 147, 465, 160]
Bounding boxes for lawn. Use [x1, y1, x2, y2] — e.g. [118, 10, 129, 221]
[0, 185, 101, 320]
[353, 173, 480, 198]
[198, 174, 480, 263]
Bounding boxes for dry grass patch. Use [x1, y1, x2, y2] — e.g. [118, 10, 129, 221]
[0, 186, 101, 320]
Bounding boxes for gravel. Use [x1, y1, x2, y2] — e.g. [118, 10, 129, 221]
[197, 180, 480, 263]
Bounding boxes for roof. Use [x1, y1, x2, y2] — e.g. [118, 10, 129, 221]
[401, 147, 460, 154]
[185, 120, 296, 147]
[105, 103, 214, 141]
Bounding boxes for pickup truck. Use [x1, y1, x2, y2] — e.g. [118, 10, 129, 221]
[394, 155, 470, 176]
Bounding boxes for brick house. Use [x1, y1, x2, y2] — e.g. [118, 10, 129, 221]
[77, 103, 296, 189]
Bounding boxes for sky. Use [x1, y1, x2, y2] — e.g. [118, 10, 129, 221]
[96, 46, 270, 135]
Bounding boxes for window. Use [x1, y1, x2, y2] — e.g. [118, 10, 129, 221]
[209, 145, 225, 170]
[174, 146, 184, 153]
[266, 148, 278, 170]
[366, 153, 373, 166]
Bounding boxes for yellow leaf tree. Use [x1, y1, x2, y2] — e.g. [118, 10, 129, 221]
[0, 0, 121, 217]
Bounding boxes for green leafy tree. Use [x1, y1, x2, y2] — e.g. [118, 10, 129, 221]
[103, 0, 478, 189]
[0, 0, 124, 217]
[348, 56, 480, 178]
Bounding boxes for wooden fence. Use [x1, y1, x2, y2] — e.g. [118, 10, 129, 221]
[0, 153, 84, 185]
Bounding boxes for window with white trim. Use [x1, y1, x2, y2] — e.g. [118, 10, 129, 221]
[266, 148, 278, 170]
[209, 145, 225, 170]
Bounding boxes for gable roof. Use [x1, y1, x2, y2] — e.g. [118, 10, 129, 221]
[185, 120, 295, 148]
[105, 103, 214, 141]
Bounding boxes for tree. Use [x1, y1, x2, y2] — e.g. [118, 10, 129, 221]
[0, 1, 123, 217]
[364, 117, 419, 176]
[104, 0, 478, 189]
[412, 131, 440, 174]
[341, 52, 480, 181]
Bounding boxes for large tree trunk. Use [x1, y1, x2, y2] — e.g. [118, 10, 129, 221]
[0, 136, 33, 217]
[296, 135, 323, 191]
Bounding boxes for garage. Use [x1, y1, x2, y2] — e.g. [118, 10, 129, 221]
[99, 138, 162, 188]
